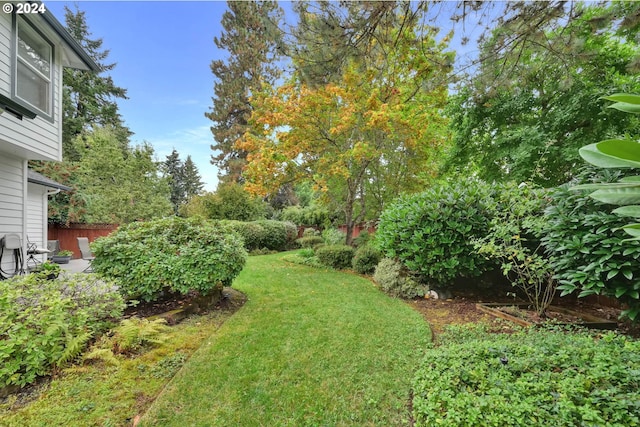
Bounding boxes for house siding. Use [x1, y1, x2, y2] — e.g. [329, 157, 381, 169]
[0, 12, 62, 162]
[27, 183, 47, 265]
[0, 11, 10, 96]
[0, 155, 25, 276]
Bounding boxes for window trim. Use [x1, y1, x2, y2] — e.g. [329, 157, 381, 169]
[11, 14, 55, 122]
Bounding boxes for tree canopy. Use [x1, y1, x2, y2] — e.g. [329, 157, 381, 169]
[441, 1, 640, 186]
[238, 3, 453, 243]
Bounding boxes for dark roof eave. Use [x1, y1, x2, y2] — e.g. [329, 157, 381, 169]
[27, 169, 73, 191]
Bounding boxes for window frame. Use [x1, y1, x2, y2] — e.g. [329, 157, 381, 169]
[11, 14, 54, 121]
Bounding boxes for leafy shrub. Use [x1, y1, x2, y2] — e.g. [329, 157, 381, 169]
[377, 179, 498, 288]
[322, 228, 346, 245]
[220, 220, 265, 250]
[255, 220, 297, 251]
[474, 185, 555, 316]
[542, 167, 640, 320]
[352, 230, 371, 248]
[281, 205, 331, 228]
[181, 183, 267, 221]
[91, 217, 247, 302]
[373, 258, 426, 298]
[413, 324, 640, 426]
[296, 236, 324, 248]
[0, 273, 125, 387]
[302, 227, 320, 237]
[352, 244, 382, 274]
[221, 219, 297, 251]
[316, 245, 355, 269]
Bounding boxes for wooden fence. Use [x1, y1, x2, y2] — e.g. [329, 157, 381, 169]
[48, 223, 118, 259]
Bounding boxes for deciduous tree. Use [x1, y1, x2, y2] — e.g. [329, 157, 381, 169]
[73, 127, 172, 223]
[239, 8, 452, 244]
[442, 2, 640, 186]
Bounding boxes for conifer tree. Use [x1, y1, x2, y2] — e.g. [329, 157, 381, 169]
[205, 1, 284, 183]
[62, 5, 131, 160]
[183, 156, 205, 200]
[162, 149, 185, 214]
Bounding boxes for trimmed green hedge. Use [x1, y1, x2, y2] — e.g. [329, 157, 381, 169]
[296, 236, 324, 248]
[352, 244, 381, 274]
[91, 217, 247, 302]
[220, 220, 298, 251]
[316, 245, 355, 269]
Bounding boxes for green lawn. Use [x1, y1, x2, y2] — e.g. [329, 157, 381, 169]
[141, 253, 432, 426]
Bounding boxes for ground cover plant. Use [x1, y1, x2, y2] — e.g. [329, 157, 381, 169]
[140, 254, 432, 426]
[413, 323, 640, 426]
[0, 297, 244, 426]
[281, 247, 326, 269]
[91, 216, 247, 302]
[0, 273, 124, 389]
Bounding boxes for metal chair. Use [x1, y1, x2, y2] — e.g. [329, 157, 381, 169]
[77, 237, 95, 273]
[47, 240, 60, 259]
[26, 237, 51, 271]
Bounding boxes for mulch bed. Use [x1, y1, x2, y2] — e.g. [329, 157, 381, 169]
[124, 288, 247, 321]
[409, 293, 640, 338]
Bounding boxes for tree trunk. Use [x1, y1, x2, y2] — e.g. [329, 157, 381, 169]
[344, 190, 355, 246]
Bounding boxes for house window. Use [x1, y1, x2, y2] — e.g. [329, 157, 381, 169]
[13, 17, 53, 117]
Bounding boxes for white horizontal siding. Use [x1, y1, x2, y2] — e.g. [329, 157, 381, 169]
[0, 13, 62, 161]
[27, 183, 46, 265]
[0, 12, 10, 96]
[0, 155, 25, 276]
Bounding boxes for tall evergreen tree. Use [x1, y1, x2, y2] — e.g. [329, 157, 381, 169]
[62, 5, 131, 161]
[205, 1, 284, 183]
[162, 149, 186, 214]
[183, 155, 205, 199]
[161, 151, 205, 214]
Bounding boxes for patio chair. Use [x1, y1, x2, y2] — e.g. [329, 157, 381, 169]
[77, 237, 95, 273]
[26, 236, 51, 271]
[47, 240, 60, 259]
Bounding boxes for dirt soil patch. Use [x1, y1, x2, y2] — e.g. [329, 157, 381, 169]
[409, 295, 640, 338]
[124, 288, 246, 320]
[408, 296, 498, 336]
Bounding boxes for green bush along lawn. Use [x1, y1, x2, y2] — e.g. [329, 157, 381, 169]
[141, 253, 432, 426]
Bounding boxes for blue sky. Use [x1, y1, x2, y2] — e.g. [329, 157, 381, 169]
[45, 1, 479, 193]
[46, 1, 230, 191]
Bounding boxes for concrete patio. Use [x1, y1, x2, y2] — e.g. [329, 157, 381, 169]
[58, 259, 92, 273]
